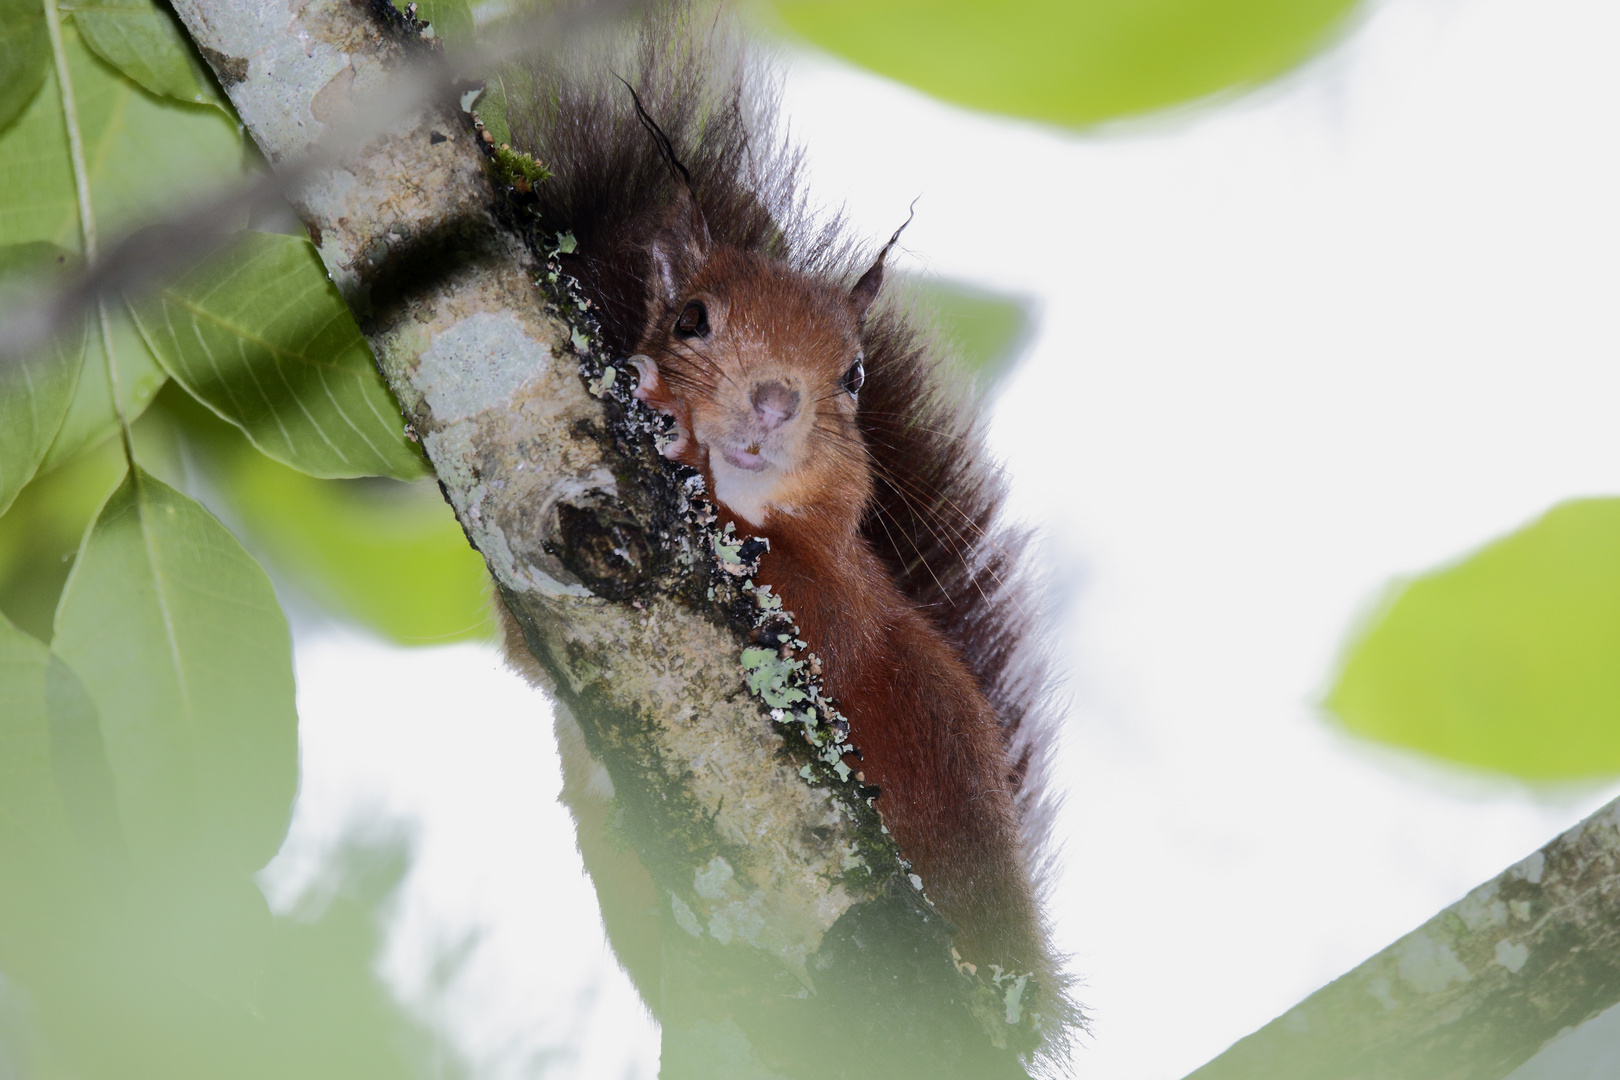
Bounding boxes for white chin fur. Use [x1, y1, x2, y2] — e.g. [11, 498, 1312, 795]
[710, 456, 781, 527]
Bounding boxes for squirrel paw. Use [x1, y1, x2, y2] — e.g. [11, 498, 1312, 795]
[630, 355, 694, 460]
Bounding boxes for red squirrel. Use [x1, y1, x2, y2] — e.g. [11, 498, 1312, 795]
[628, 219, 1052, 976]
[504, 0, 1068, 1028]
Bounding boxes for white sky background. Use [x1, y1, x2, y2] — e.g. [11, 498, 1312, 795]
[261, 0, 1620, 1076]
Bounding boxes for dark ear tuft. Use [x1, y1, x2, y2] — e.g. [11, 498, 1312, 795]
[623, 77, 712, 264]
[849, 200, 917, 323]
[676, 186, 712, 256]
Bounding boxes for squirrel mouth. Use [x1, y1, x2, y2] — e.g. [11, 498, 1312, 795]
[719, 443, 770, 472]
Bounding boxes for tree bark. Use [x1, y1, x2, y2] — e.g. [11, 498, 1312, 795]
[165, 1, 1036, 1075]
[1186, 793, 1620, 1080]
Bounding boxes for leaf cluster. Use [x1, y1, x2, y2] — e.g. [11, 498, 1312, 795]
[0, 0, 488, 1073]
[0, 0, 493, 642]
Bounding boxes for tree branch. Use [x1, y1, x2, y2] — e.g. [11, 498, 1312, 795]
[1186, 792, 1620, 1080]
[167, 0, 1035, 1074]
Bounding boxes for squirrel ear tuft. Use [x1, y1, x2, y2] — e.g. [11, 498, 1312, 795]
[849, 200, 917, 324]
[849, 256, 886, 324]
[624, 75, 711, 305]
[680, 186, 712, 257]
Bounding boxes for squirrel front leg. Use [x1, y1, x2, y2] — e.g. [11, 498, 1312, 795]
[630, 354, 703, 469]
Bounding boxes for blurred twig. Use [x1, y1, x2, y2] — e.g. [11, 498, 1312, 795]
[0, 0, 644, 366]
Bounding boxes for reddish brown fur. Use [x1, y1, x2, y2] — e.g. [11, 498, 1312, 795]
[632, 239, 1043, 974]
[759, 532, 1043, 972]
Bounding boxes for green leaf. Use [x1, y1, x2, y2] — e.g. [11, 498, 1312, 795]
[0, 0, 49, 132]
[767, 0, 1359, 127]
[909, 278, 1030, 393]
[0, 242, 87, 516]
[44, 648, 127, 869]
[4, 526, 457, 1078]
[0, 18, 241, 463]
[134, 230, 428, 480]
[0, 434, 125, 641]
[171, 386, 488, 642]
[405, 0, 474, 47]
[0, 17, 240, 255]
[0, 612, 118, 925]
[64, 0, 221, 107]
[0, 397, 196, 647]
[147, 388, 490, 644]
[38, 302, 167, 469]
[476, 70, 511, 148]
[0, 610, 72, 875]
[1327, 499, 1620, 779]
[53, 466, 297, 870]
[229, 462, 495, 645]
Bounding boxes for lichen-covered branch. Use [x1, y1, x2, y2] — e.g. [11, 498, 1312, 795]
[167, 1, 1033, 1075]
[1186, 794, 1620, 1080]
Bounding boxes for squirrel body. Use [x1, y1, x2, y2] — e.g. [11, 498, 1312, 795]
[504, 0, 1067, 1023]
[629, 241, 1045, 975]
[757, 528, 1044, 974]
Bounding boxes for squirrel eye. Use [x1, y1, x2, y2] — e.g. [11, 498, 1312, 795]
[674, 300, 709, 339]
[842, 356, 865, 397]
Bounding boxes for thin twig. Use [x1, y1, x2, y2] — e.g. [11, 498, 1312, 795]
[0, 0, 648, 367]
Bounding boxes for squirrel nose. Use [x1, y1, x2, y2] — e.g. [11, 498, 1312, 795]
[749, 382, 800, 431]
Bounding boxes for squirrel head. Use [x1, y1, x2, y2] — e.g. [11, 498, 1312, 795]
[632, 220, 891, 534]
[618, 85, 912, 536]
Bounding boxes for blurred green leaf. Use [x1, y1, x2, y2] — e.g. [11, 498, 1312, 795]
[134, 230, 429, 481]
[0, 610, 73, 880]
[1328, 499, 1620, 779]
[0, 17, 238, 246]
[45, 648, 128, 872]
[909, 278, 1030, 393]
[1, 607, 273, 1076]
[155, 386, 491, 644]
[53, 467, 297, 870]
[0, 614, 129, 999]
[0, 435, 124, 642]
[231, 459, 496, 645]
[477, 70, 512, 148]
[402, 0, 475, 46]
[0, 242, 87, 516]
[65, 0, 221, 107]
[0, 812, 461, 1080]
[0, 18, 241, 463]
[768, 0, 1359, 127]
[4, 616, 461, 1080]
[39, 303, 168, 470]
[0, 0, 49, 132]
[254, 833, 472, 1080]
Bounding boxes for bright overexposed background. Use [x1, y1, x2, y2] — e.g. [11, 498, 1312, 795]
[260, 0, 1620, 1075]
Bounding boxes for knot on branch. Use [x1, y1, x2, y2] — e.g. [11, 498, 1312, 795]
[546, 497, 656, 600]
